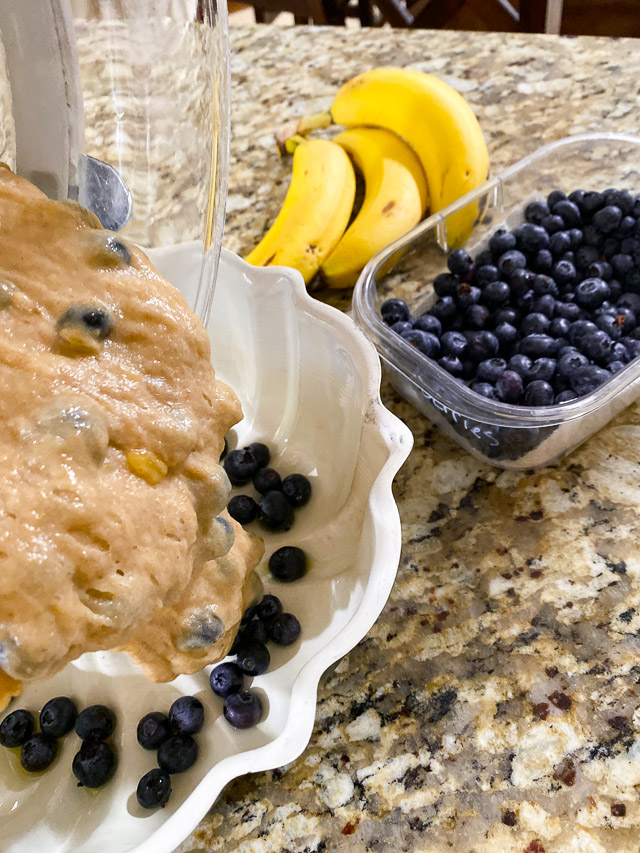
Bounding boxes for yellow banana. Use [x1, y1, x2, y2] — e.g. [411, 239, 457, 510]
[246, 138, 356, 284]
[321, 127, 427, 289]
[298, 68, 489, 248]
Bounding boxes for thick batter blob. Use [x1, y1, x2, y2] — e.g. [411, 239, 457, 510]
[0, 166, 262, 702]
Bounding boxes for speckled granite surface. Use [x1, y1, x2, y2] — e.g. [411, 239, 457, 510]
[181, 26, 640, 853]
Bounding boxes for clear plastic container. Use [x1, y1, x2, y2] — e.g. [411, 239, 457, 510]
[0, 0, 229, 322]
[352, 133, 640, 469]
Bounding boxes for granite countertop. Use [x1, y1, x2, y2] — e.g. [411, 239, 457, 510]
[181, 26, 640, 853]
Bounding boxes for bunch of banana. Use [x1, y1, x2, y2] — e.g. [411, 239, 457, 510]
[247, 67, 489, 288]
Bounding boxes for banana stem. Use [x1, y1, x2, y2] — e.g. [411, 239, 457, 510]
[275, 111, 334, 154]
[284, 134, 307, 154]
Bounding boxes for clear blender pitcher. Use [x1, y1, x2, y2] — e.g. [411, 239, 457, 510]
[0, 0, 230, 322]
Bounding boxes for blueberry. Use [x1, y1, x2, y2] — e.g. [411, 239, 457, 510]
[429, 297, 457, 328]
[524, 380, 555, 406]
[579, 330, 613, 363]
[75, 705, 115, 741]
[390, 321, 413, 336]
[168, 696, 204, 736]
[455, 284, 481, 309]
[556, 390, 578, 403]
[256, 594, 283, 622]
[532, 294, 556, 318]
[241, 618, 269, 645]
[495, 307, 519, 325]
[489, 229, 516, 256]
[224, 449, 259, 486]
[281, 473, 312, 507]
[413, 314, 442, 336]
[554, 301, 581, 321]
[0, 710, 35, 748]
[522, 313, 550, 336]
[532, 249, 553, 273]
[246, 442, 270, 469]
[21, 733, 58, 772]
[614, 306, 636, 334]
[541, 214, 565, 235]
[381, 298, 411, 325]
[575, 245, 601, 270]
[608, 360, 626, 373]
[551, 260, 577, 288]
[223, 690, 263, 729]
[257, 491, 294, 531]
[625, 269, 640, 294]
[476, 249, 494, 267]
[482, 280, 511, 307]
[621, 235, 640, 255]
[575, 278, 610, 309]
[618, 292, 640, 313]
[496, 370, 524, 403]
[227, 494, 259, 525]
[570, 364, 611, 395]
[508, 354, 532, 378]
[586, 261, 613, 282]
[465, 304, 491, 329]
[611, 253, 634, 279]
[568, 320, 598, 346]
[527, 358, 556, 383]
[268, 613, 302, 646]
[549, 230, 571, 256]
[157, 734, 198, 774]
[596, 314, 622, 340]
[137, 712, 172, 749]
[552, 200, 581, 228]
[475, 264, 500, 286]
[607, 189, 634, 215]
[433, 272, 460, 298]
[593, 205, 622, 233]
[580, 191, 605, 217]
[269, 545, 307, 582]
[466, 331, 499, 362]
[568, 228, 584, 249]
[236, 642, 271, 676]
[519, 335, 559, 359]
[438, 355, 464, 376]
[252, 467, 282, 495]
[532, 275, 559, 298]
[514, 223, 549, 253]
[466, 381, 495, 401]
[625, 338, 640, 360]
[40, 697, 77, 739]
[447, 249, 473, 277]
[137, 768, 172, 809]
[547, 190, 567, 208]
[495, 323, 518, 347]
[497, 250, 526, 276]
[477, 358, 507, 384]
[56, 304, 114, 342]
[618, 216, 636, 236]
[509, 268, 535, 299]
[210, 662, 244, 698]
[525, 200, 550, 225]
[569, 189, 586, 206]
[609, 342, 630, 364]
[549, 317, 570, 338]
[401, 329, 441, 357]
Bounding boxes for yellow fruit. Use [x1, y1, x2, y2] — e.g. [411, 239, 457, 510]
[321, 127, 427, 289]
[299, 68, 489, 248]
[126, 450, 168, 485]
[246, 138, 356, 284]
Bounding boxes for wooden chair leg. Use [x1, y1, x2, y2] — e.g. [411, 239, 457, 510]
[519, 0, 548, 31]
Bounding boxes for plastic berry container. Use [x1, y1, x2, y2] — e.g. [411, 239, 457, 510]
[352, 133, 640, 469]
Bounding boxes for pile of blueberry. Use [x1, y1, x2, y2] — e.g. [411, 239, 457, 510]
[210, 593, 301, 730]
[224, 441, 311, 531]
[135, 696, 204, 809]
[0, 697, 117, 787]
[381, 188, 640, 406]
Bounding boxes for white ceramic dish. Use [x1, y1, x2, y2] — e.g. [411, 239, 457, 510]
[0, 247, 413, 853]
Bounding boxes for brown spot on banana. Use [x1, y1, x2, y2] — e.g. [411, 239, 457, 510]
[382, 200, 396, 215]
